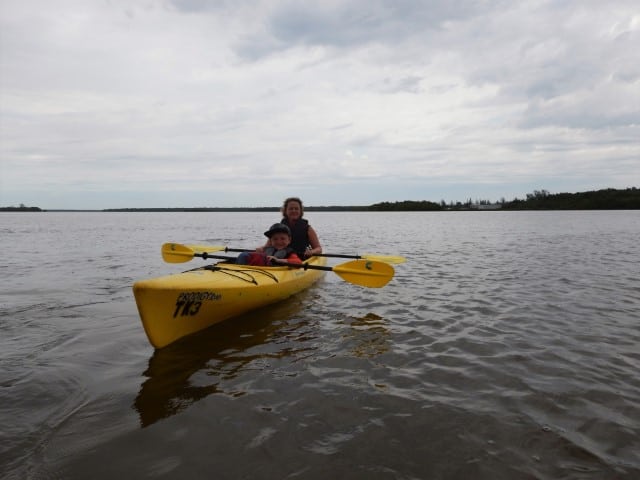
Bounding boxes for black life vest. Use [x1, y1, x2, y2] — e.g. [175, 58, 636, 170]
[281, 218, 310, 257]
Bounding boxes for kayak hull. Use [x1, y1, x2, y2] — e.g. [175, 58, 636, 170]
[133, 258, 326, 348]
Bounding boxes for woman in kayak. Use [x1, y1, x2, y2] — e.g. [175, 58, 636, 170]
[259, 197, 322, 259]
[236, 223, 303, 266]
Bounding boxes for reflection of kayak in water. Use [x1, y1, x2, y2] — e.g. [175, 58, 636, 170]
[133, 300, 312, 428]
[132, 256, 327, 349]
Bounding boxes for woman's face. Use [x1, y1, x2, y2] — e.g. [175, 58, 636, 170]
[284, 201, 302, 220]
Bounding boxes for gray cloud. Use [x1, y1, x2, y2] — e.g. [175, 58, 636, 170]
[0, 0, 638, 209]
[233, 0, 509, 59]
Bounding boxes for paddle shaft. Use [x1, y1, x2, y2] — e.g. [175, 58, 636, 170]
[221, 247, 365, 260]
[188, 252, 341, 272]
[211, 247, 404, 264]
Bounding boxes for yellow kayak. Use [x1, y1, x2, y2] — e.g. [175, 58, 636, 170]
[133, 257, 327, 348]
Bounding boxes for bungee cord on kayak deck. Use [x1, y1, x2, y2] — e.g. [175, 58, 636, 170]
[200, 265, 280, 285]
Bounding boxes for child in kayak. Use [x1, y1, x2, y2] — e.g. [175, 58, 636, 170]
[257, 197, 322, 259]
[236, 223, 303, 266]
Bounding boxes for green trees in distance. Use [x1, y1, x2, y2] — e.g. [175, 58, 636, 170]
[368, 200, 442, 211]
[501, 187, 640, 210]
[0, 204, 42, 212]
[368, 187, 639, 210]
[3, 187, 639, 212]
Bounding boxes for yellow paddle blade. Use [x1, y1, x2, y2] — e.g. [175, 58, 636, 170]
[360, 253, 406, 264]
[332, 260, 395, 288]
[161, 243, 196, 263]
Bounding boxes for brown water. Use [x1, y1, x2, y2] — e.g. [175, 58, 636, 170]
[1, 211, 639, 479]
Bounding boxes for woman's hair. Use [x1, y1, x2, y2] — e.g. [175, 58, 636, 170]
[281, 197, 304, 217]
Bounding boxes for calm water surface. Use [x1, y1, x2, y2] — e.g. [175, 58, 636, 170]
[1, 211, 639, 479]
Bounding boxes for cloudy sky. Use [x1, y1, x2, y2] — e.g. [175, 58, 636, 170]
[1, 0, 638, 209]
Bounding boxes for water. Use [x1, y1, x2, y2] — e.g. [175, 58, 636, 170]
[1, 211, 639, 479]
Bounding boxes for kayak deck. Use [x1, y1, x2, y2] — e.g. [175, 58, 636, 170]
[133, 257, 326, 348]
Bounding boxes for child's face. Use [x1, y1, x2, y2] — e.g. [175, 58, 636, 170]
[270, 232, 290, 249]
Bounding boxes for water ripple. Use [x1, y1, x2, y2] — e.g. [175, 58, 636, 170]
[2, 211, 639, 479]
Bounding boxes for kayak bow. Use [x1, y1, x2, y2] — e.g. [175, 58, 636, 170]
[133, 257, 327, 348]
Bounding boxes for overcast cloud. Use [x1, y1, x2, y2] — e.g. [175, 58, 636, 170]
[1, 0, 638, 208]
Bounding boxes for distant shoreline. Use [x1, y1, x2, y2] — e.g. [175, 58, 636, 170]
[2, 187, 639, 212]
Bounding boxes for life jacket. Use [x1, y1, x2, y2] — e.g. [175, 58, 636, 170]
[281, 218, 310, 257]
[264, 246, 294, 259]
[244, 246, 295, 266]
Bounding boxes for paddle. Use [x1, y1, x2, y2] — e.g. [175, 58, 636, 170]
[184, 244, 405, 264]
[161, 243, 395, 288]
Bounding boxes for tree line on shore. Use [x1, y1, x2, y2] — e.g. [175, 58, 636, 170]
[3, 187, 638, 212]
[0, 203, 43, 212]
[369, 187, 640, 211]
[501, 187, 640, 210]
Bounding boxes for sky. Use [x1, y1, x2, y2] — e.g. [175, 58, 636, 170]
[1, 0, 638, 209]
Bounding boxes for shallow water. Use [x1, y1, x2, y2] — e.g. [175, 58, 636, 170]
[1, 211, 639, 479]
